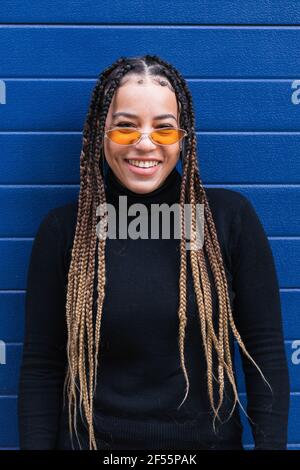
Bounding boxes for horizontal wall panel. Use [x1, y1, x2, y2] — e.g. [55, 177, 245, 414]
[0, 187, 299, 237]
[270, 241, 300, 289]
[0, 134, 81, 184]
[0, 28, 300, 77]
[0, 240, 36, 290]
[0, 346, 22, 395]
[199, 134, 300, 184]
[218, 187, 300, 237]
[0, 291, 299, 343]
[0, 395, 298, 448]
[1, 133, 300, 184]
[0, 187, 78, 236]
[0, 342, 297, 396]
[1, 81, 300, 132]
[0, 81, 89, 131]
[0, 397, 18, 447]
[0, 293, 24, 342]
[280, 291, 300, 340]
[1, 1, 300, 24]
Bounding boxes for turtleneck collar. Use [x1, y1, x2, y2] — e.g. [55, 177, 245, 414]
[104, 165, 182, 207]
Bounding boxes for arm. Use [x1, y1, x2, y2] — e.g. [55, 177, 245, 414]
[231, 196, 290, 450]
[17, 210, 68, 449]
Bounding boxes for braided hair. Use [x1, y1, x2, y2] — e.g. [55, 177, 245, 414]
[63, 55, 272, 450]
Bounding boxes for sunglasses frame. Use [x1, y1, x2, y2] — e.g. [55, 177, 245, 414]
[104, 126, 188, 147]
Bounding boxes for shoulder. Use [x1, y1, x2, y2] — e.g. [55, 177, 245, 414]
[28, 201, 78, 278]
[202, 188, 257, 272]
[32, 201, 76, 242]
[204, 187, 249, 211]
[203, 186, 263, 242]
[203, 187, 251, 227]
[36, 200, 78, 247]
[204, 187, 271, 270]
[46, 200, 79, 250]
[39, 201, 79, 274]
[47, 200, 78, 231]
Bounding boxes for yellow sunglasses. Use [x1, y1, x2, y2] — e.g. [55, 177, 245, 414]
[104, 127, 187, 146]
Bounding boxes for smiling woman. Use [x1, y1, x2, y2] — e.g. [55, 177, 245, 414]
[102, 72, 185, 193]
[18, 54, 290, 451]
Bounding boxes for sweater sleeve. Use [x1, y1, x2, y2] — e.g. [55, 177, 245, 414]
[230, 196, 290, 450]
[17, 210, 68, 449]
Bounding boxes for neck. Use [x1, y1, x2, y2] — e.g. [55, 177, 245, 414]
[104, 165, 182, 207]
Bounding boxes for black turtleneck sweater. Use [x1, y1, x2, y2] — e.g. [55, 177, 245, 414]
[18, 166, 290, 450]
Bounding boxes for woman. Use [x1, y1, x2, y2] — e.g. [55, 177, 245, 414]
[18, 55, 290, 450]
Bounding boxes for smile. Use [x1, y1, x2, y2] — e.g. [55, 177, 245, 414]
[126, 159, 161, 168]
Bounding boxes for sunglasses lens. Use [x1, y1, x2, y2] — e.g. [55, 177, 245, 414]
[106, 128, 185, 145]
[106, 128, 141, 145]
[151, 128, 185, 145]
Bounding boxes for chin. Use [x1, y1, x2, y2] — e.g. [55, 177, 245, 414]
[127, 181, 159, 194]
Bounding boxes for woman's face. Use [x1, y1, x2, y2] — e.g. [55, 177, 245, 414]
[103, 75, 181, 194]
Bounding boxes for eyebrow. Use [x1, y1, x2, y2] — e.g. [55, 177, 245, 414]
[112, 112, 177, 121]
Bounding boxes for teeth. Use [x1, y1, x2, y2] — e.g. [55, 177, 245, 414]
[127, 160, 160, 168]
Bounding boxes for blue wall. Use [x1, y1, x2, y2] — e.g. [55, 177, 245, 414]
[0, 0, 299, 450]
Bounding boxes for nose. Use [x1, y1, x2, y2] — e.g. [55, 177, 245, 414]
[134, 133, 157, 151]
